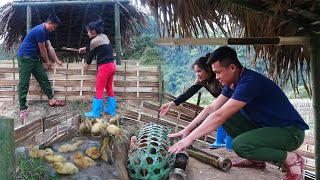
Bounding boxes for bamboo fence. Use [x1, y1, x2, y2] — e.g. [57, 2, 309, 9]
[14, 111, 81, 147]
[0, 60, 160, 101]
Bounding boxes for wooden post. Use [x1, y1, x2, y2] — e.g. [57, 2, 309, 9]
[26, 5, 32, 33]
[310, 37, 320, 180]
[158, 63, 163, 121]
[136, 62, 140, 98]
[114, 3, 122, 65]
[0, 117, 15, 179]
[124, 61, 127, 101]
[12, 57, 16, 101]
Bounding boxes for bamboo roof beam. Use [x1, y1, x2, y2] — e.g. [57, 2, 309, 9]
[78, 5, 89, 48]
[223, 0, 320, 37]
[67, 6, 74, 47]
[260, 0, 320, 20]
[35, 7, 42, 24]
[11, 0, 129, 7]
[51, 6, 60, 49]
[156, 37, 311, 46]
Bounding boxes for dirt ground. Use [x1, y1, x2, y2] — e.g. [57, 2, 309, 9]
[1, 100, 285, 180]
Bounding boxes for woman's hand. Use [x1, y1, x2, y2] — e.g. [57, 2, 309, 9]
[168, 129, 190, 139]
[169, 136, 194, 154]
[78, 47, 86, 53]
[55, 59, 63, 66]
[83, 63, 89, 71]
[159, 101, 175, 117]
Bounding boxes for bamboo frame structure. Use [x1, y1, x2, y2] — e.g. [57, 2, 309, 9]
[0, 61, 159, 101]
[156, 37, 311, 46]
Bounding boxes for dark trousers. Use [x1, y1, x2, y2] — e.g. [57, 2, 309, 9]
[222, 112, 305, 163]
[18, 56, 53, 110]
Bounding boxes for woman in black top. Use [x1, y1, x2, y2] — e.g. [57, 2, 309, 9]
[79, 20, 117, 118]
[159, 54, 232, 149]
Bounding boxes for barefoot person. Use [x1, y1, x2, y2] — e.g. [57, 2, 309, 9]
[17, 14, 65, 120]
[168, 46, 308, 180]
[159, 54, 233, 149]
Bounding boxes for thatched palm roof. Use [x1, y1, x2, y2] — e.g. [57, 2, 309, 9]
[0, 0, 146, 61]
[138, 0, 320, 94]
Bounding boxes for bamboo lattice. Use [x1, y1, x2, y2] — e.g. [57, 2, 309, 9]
[0, 60, 159, 101]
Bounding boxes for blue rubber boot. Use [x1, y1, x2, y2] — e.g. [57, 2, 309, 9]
[209, 126, 226, 148]
[226, 136, 233, 151]
[84, 97, 103, 118]
[104, 96, 116, 116]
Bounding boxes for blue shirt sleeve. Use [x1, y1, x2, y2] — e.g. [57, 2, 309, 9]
[36, 28, 48, 43]
[231, 75, 261, 103]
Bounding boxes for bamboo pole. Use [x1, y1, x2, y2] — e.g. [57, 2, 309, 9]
[156, 37, 310, 46]
[186, 145, 232, 172]
[26, 5, 32, 33]
[0, 116, 15, 179]
[12, 0, 128, 6]
[114, 3, 122, 65]
[310, 37, 320, 180]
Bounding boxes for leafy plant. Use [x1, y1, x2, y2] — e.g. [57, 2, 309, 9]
[16, 156, 59, 180]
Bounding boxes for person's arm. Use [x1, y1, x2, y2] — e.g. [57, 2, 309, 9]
[168, 94, 229, 139]
[169, 97, 246, 153]
[46, 40, 62, 65]
[174, 84, 202, 106]
[159, 84, 202, 116]
[183, 94, 229, 133]
[38, 42, 52, 69]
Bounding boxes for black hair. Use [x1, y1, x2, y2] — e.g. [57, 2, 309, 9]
[86, 19, 104, 34]
[207, 46, 243, 68]
[192, 53, 212, 73]
[46, 14, 60, 25]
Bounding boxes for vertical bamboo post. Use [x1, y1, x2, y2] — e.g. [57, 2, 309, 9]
[124, 60, 127, 101]
[136, 61, 140, 98]
[13, 57, 16, 101]
[310, 37, 320, 179]
[114, 3, 122, 65]
[26, 5, 32, 33]
[26, 5, 33, 100]
[0, 117, 15, 179]
[80, 60, 84, 97]
[158, 63, 163, 120]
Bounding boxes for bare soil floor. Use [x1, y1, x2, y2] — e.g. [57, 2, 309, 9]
[1, 100, 285, 180]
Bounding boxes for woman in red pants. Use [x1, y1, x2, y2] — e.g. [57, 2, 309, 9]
[79, 19, 116, 118]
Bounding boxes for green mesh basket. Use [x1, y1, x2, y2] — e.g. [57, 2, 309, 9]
[127, 123, 175, 180]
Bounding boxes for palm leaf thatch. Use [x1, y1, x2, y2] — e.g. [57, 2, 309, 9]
[138, 0, 320, 95]
[0, 1, 147, 62]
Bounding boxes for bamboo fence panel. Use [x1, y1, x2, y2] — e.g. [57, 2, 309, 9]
[0, 60, 159, 101]
[14, 111, 81, 147]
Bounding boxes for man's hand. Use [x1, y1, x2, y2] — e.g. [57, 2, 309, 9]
[168, 129, 190, 139]
[46, 61, 53, 69]
[159, 101, 174, 117]
[169, 137, 194, 154]
[55, 59, 63, 66]
[79, 47, 86, 54]
[83, 63, 89, 71]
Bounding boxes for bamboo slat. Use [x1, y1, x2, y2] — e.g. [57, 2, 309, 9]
[0, 62, 159, 101]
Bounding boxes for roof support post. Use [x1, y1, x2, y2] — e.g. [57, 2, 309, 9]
[310, 37, 320, 180]
[0, 117, 15, 179]
[114, 3, 122, 65]
[26, 5, 32, 33]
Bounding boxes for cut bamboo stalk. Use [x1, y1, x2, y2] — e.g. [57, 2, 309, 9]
[156, 37, 311, 46]
[186, 146, 232, 172]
